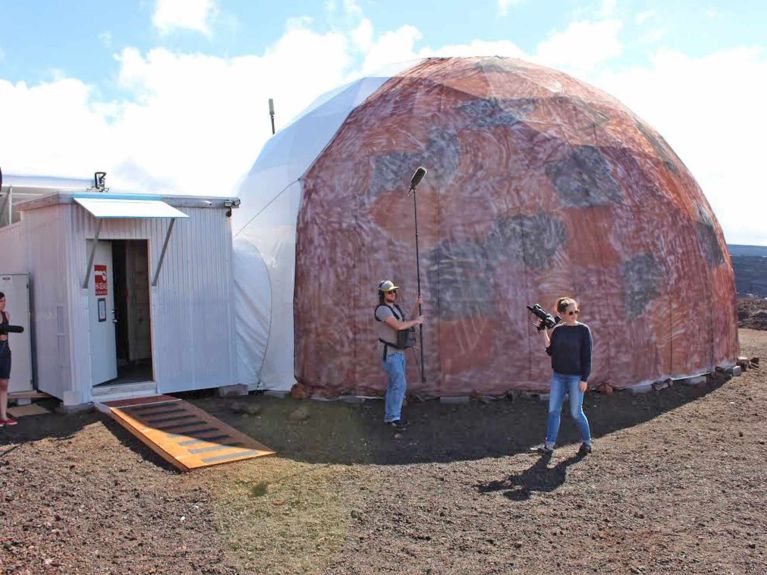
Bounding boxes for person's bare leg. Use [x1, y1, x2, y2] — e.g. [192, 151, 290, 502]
[0, 379, 8, 420]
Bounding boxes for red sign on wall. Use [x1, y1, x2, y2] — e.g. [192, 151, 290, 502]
[94, 264, 108, 296]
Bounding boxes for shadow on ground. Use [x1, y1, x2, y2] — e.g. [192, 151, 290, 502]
[190, 373, 730, 466]
[478, 452, 585, 500]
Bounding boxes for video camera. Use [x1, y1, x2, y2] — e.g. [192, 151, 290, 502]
[526, 304, 561, 331]
[0, 324, 24, 335]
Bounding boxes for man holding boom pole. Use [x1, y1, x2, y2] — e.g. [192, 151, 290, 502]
[374, 281, 424, 430]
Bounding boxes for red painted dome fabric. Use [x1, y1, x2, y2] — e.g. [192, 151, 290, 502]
[293, 56, 737, 397]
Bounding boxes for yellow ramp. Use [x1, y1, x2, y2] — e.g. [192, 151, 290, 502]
[104, 395, 275, 471]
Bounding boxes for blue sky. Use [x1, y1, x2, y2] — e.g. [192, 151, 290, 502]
[1, 0, 766, 244]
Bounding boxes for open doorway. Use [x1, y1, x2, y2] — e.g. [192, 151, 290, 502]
[111, 239, 153, 383]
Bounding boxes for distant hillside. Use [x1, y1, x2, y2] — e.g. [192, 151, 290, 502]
[728, 244, 767, 257]
[728, 244, 767, 297]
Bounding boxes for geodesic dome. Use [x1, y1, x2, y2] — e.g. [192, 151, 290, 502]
[233, 56, 737, 397]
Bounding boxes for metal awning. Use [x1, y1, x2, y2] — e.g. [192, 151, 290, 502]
[74, 197, 189, 219]
[77, 196, 189, 289]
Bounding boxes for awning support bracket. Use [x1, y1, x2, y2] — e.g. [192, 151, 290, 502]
[82, 219, 103, 289]
[0, 187, 12, 226]
[152, 218, 177, 287]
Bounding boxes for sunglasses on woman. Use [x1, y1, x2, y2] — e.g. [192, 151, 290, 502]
[567, 310, 579, 316]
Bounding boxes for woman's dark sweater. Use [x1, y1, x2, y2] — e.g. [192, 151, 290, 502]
[546, 323, 592, 381]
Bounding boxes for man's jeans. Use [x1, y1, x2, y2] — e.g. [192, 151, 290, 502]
[545, 371, 592, 447]
[383, 351, 407, 423]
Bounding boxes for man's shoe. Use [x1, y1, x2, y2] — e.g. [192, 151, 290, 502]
[388, 419, 408, 430]
[578, 443, 592, 455]
[531, 443, 554, 455]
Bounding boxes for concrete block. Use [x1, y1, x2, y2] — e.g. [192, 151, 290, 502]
[439, 396, 470, 404]
[340, 395, 366, 404]
[56, 402, 95, 415]
[217, 384, 249, 398]
[652, 379, 671, 391]
[522, 391, 549, 401]
[264, 390, 288, 399]
[629, 382, 654, 394]
[680, 375, 707, 386]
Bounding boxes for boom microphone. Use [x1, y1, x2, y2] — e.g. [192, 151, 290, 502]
[409, 166, 427, 190]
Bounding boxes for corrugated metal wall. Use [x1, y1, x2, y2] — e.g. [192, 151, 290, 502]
[21, 200, 237, 403]
[23, 205, 74, 401]
[67, 204, 237, 396]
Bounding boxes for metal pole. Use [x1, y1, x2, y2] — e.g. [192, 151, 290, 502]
[268, 98, 275, 135]
[411, 185, 426, 383]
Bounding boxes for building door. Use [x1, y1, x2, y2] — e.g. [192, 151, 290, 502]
[88, 240, 118, 385]
[0, 274, 33, 393]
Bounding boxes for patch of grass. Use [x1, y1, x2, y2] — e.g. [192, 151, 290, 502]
[249, 480, 269, 497]
[211, 458, 364, 574]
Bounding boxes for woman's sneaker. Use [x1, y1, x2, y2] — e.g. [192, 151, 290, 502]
[531, 443, 554, 455]
[0, 417, 17, 427]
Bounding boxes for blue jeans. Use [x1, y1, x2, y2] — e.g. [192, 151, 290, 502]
[383, 351, 407, 423]
[545, 372, 592, 447]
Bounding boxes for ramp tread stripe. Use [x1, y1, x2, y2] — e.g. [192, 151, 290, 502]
[178, 435, 230, 446]
[126, 407, 187, 416]
[188, 443, 244, 455]
[141, 414, 198, 424]
[123, 403, 180, 412]
[201, 450, 265, 464]
[105, 396, 180, 408]
[109, 398, 274, 470]
[155, 420, 208, 431]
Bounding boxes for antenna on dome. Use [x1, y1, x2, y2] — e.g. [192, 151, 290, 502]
[268, 98, 276, 135]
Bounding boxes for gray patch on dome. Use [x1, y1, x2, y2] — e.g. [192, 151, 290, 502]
[621, 253, 664, 319]
[425, 127, 461, 187]
[485, 212, 566, 270]
[369, 151, 422, 196]
[695, 220, 724, 267]
[425, 239, 494, 321]
[635, 121, 680, 175]
[545, 145, 624, 207]
[458, 97, 533, 128]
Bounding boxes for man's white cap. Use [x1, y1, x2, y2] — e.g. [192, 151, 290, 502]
[377, 280, 399, 293]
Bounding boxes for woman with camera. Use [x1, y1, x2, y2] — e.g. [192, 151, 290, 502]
[534, 296, 592, 455]
[374, 280, 424, 430]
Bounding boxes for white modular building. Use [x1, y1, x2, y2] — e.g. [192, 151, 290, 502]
[0, 175, 240, 406]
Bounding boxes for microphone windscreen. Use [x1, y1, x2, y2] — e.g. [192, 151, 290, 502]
[410, 166, 427, 189]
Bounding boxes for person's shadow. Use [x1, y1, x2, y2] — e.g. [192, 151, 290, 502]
[478, 453, 584, 501]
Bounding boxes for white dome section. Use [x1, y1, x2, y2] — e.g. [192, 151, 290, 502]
[232, 72, 407, 389]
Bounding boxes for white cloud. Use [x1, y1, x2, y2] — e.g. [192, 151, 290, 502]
[497, 0, 524, 17]
[359, 25, 422, 75]
[0, 23, 353, 197]
[534, 19, 623, 74]
[591, 47, 767, 245]
[635, 10, 654, 25]
[152, 0, 217, 36]
[0, 6, 764, 246]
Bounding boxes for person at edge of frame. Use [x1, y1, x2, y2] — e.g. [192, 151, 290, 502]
[531, 296, 593, 456]
[374, 280, 424, 431]
[0, 291, 18, 427]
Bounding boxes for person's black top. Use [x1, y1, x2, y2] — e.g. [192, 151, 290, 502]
[546, 323, 592, 381]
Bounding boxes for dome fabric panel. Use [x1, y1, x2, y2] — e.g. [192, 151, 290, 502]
[289, 56, 737, 398]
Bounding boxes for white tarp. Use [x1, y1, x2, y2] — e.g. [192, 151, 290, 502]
[232, 72, 406, 390]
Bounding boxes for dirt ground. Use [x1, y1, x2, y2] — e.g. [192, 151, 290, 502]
[1, 328, 766, 575]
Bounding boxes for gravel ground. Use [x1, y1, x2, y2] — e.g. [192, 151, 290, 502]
[1, 329, 765, 575]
